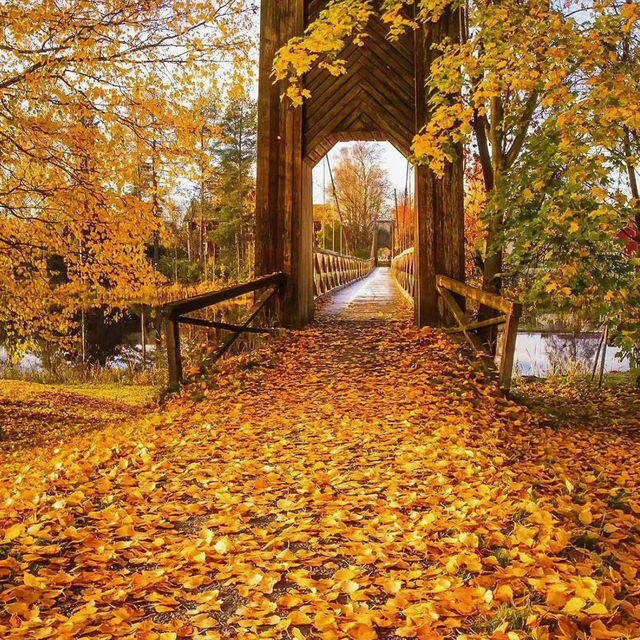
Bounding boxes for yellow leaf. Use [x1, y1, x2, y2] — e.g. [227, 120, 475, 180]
[289, 611, 312, 625]
[546, 587, 567, 609]
[314, 611, 335, 631]
[4, 523, 24, 542]
[579, 508, 593, 526]
[590, 620, 624, 639]
[214, 536, 232, 554]
[23, 572, 43, 588]
[585, 603, 608, 615]
[192, 614, 218, 629]
[382, 578, 403, 595]
[495, 584, 514, 602]
[563, 597, 586, 615]
[348, 623, 378, 640]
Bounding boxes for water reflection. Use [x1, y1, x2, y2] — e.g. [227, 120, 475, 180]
[515, 332, 630, 377]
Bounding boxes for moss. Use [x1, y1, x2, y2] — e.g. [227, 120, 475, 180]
[491, 547, 512, 568]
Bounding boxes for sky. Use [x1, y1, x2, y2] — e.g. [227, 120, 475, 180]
[311, 141, 414, 209]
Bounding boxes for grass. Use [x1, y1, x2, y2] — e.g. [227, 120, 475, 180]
[0, 380, 157, 454]
[513, 367, 640, 437]
[49, 383, 158, 407]
[473, 604, 531, 634]
[491, 547, 512, 568]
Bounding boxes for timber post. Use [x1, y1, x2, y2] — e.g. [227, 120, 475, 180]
[414, 6, 465, 327]
[165, 314, 182, 389]
[255, 0, 312, 328]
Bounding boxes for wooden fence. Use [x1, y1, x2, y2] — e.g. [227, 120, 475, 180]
[436, 275, 522, 392]
[314, 249, 374, 297]
[390, 248, 522, 391]
[391, 248, 415, 299]
[162, 272, 287, 387]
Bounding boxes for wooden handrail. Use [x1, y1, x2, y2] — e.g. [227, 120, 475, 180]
[436, 275, 518, 315]
[164, 272, 287, 318]
[390, 250, 521, 391]
[391, 248, 415, 300]
[436, 275, 522, 392]
[163, 272, 287, 387]
[314, 248, 372, 262]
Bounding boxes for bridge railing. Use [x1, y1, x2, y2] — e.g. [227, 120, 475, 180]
[390, 247, 521, 391]
[314, 248, 374, 297]
[436, 276, 522, 392]
[162, 272, 287, 387]
[391, 248, 415, 299]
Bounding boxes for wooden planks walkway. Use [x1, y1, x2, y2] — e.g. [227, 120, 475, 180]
[317, 267, 412, 322]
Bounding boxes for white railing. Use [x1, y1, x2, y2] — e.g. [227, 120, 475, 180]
[314, 249, 374, 297]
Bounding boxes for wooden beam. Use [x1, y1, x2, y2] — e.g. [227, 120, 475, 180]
[498, 302, 522, 392]
[445, 315, 508, 334]
[164, 273, 286, 317]
[165, 315, 183, 388]
[215, 286, 279, 360]
[177, 317, 276, 334]
[437, 286, 487, 354]
[436, 275, 516, 315]
[255, 0, 309, 327]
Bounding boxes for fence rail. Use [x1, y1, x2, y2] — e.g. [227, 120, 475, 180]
[390, 248, 521, 391]
[314, 249, 374, 297]
[436, 275, 522, 392]
[162, 272, 287, 387]
[391, 248, 415, 299]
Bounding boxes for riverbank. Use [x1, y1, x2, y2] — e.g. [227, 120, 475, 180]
[514, 369, 640, 435]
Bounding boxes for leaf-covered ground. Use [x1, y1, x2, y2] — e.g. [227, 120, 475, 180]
[0, 320, 639, 639]
[0, 381, 153, 457]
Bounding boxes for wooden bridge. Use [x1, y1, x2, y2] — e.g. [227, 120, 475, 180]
[164, 249, 521, 392]
[163, 0, 521, 392]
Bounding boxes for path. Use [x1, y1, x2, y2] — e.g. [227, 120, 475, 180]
[318, 267, 411, 322]
[1, 307, 639, 638]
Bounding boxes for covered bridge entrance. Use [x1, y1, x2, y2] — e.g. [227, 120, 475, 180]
[255, 0, 465, 328]
[163, 1, 522, 393]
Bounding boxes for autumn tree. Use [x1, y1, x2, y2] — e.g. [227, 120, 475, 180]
[329, 143, 391, 258]
[0, 0, 252, 350]
[212, 94, 258, 279]
[464, 157, 487, 286]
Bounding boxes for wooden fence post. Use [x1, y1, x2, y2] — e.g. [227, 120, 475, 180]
[498, 302, 522, 392]
[165, 314, 182, 388]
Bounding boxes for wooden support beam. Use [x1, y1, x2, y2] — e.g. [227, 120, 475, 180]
[445, 315, 508, 334]
[165, 273, 286, 317]
[498, 302, 522, 392]
[436, 274, 522, 392]
[437, 285, 486, 354]
[414, 6, 465, 326]
[215, 286, 279, 361]
[255, 0, 311, 328]
[437, 275, 516, 315]
[162, 273, 287, 388]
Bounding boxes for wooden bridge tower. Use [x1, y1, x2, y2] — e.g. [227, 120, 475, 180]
[255, 0, 465, 327]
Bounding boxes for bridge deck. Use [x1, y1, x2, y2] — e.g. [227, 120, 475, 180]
[318, 266, 412, 322]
